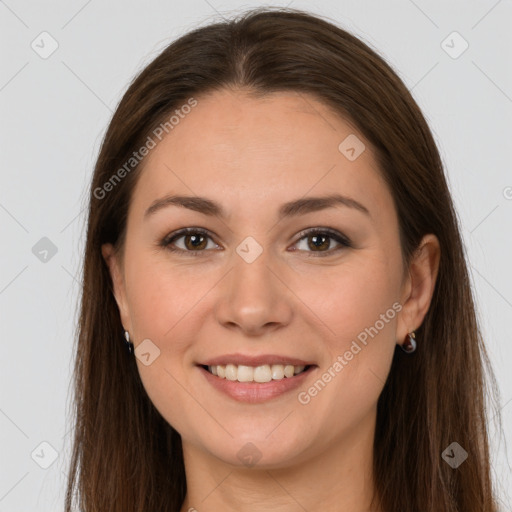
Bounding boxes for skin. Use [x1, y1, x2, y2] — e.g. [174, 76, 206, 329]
[102, 88, 440, 512]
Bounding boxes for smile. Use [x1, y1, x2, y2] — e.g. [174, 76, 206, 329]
[197, 363, 317, 403]
[204, 363, 309, 382]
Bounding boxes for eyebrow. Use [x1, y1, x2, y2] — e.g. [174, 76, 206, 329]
[144, 193, 370, 220]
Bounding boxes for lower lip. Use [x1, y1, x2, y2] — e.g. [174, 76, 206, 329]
[198, 365, 316, 403]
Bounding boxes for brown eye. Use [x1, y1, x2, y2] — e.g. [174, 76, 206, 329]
[307, 233, 331, 251]
[161, 228, 219, 256]
[183, 233, 208, 250]
[293, 228, 352, 256]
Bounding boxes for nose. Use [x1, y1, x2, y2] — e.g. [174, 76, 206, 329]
[214, 251, 294, 337]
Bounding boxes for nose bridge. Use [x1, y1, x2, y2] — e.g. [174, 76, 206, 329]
[214, 242, 293, 334]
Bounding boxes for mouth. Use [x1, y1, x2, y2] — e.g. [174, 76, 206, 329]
[200, 363, 312, 382]
[196, 360, 318, 403]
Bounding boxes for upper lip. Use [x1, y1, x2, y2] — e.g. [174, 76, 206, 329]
[199, 353, 315, 367]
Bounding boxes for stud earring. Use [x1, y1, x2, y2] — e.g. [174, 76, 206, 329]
[400, 331, 417, 353]
[124, 330, 134, 355]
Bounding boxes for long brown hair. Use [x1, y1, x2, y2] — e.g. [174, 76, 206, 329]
[65, 7, 501, 511]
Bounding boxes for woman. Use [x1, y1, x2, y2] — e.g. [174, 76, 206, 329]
[65, 7, 501, 511]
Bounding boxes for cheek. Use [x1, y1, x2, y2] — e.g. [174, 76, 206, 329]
[122, 254, 215, 433]
[298, 255, 401, 347]
[123, 251, 208, 343]
[293, 257, 400, 416]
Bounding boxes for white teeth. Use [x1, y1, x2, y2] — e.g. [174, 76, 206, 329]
[254, 365, 272, 383]
[294, 365, 305, 375]
[271, 364, 284, 380]
[237, 365, 254, 382]
[225, 364, 237, 381]
[283, 365, 294, 378]
[206, 363, 308, 382]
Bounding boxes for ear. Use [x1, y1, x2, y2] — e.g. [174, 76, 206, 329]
[396, 234, 441, 346]
[101, 243, 131, 331]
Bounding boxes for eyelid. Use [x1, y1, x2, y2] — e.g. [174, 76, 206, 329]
[160, 227, 221, 256]
[160, 226, 352, 256]
[293, 227, 351, 247]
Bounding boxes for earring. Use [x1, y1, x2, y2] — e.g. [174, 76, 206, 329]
[400, 331, 417, 353]
[124, 330, 134, 355]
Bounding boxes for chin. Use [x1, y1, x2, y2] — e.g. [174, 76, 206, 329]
[197, 429, 313, 470]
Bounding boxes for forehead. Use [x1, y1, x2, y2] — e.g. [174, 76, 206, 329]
[130, 89, 392, 222]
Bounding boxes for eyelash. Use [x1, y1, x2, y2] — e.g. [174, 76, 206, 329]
[159, 227, 352, 258]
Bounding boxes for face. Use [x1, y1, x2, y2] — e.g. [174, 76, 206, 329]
[103, 89, 423, 469]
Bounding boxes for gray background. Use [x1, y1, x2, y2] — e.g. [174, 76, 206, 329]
[1, 0, 511, 510]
